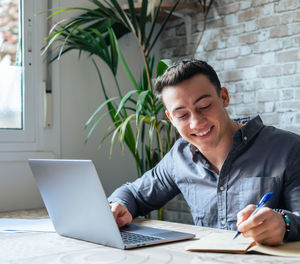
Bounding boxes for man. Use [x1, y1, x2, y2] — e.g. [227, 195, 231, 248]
[108, 59, 300, 245]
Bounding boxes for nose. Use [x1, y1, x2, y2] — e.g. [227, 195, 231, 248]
[189, 113, 204, 130]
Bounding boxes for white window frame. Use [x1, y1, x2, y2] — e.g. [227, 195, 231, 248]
[0, 0, 60, 156]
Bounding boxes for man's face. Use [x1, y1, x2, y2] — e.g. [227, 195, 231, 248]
[162, 74, 231, 154]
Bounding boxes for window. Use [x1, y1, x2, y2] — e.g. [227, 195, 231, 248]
[0, 1, 58, 212]
[0, 0, 22, 130]
[0, 0, 45, 147]
[0, 0, 58, 154]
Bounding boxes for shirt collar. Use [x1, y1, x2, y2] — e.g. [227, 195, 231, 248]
[189, 144, 211, 167]
[236, 115, 264, 144]
[189, 144, 199, 155]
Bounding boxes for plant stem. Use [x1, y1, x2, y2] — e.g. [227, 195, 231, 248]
[157, 208, 163, 220]
[142, 52, 153, 92]
[113, 75, 128, 118]
[155, 123, 164, 160]
[113, 74, 123, 99]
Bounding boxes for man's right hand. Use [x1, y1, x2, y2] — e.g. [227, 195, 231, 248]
[109, 202, 133, 228]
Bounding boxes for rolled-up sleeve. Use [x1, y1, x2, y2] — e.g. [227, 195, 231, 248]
[108, 145, 181, 218]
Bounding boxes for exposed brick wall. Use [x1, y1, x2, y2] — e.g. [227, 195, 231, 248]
[160, 0, 300, 224]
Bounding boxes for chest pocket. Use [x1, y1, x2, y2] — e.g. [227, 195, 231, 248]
[227, 176, 281, 222]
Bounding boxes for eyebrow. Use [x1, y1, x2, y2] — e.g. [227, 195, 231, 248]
[172, 94, 211, 113]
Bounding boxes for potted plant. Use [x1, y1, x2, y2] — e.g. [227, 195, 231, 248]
[42, 0, 180, 185]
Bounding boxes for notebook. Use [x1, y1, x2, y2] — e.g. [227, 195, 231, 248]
[28, 159, 195, 249]
[185, 231, 300, 257]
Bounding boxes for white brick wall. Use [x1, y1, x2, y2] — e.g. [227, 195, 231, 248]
[160, 0, 300, 224]
[160, 0, 300, 135]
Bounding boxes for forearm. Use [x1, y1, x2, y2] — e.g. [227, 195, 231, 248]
[108, 177, 179, 218]
[108, 142, 181, 218]
[108, 184, 139, 218]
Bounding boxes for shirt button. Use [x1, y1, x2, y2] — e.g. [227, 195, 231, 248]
[244, 136, 248, 141]
[221, 220, 226, 226]
[220, 186, 225, 191]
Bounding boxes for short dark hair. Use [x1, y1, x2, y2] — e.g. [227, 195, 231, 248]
[155, 59, 221, 99]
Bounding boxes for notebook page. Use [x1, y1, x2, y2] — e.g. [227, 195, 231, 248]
[250, 241, 300, 257]
[185, 231, 254, 253]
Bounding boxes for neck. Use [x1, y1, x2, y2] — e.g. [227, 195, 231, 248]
[203, 120, 240, 175]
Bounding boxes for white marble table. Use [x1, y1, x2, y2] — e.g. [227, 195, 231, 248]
[0, 209, 299, 264]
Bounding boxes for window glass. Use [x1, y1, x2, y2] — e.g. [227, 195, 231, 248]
[0, 0, 22, 129]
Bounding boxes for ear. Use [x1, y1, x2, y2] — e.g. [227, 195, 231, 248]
[165, 110, 174, 124]
[220, 87, 230, 107]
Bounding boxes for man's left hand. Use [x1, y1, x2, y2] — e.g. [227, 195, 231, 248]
[236, 205, 286, 245]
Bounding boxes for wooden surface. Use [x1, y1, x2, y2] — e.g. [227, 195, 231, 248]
[0, 209, 299, 264]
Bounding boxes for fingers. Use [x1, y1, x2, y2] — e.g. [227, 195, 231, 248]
[237, 204, 256, 226]
[238, 207, 272, 232]
[237, 207, 286, 245]
[110, 202, 133, 228]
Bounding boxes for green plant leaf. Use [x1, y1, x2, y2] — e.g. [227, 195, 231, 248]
[110, 28, 139, 90]
[107, 0, 133, 31]
[156, 59, 172, 77]
[136, 90, 150, 124]
[155, 102, 164, 114]
[85, 110, 111, 143]
[138, 0, 148, 44]
[57, 25, 81, 60]
[127, 0, 138, 34]
[135, 115, 148, 151]
[115, 90, 137, 117]
[43, 1, 179, 177]
[85, 97, 118, 128]
[108, 28, 119, 76]
[110, 123, 122, 156]
[97, 121, 122, 152]
[47, 7, 88, 19]
[89, 0, 114, 16]
[118, 113, 136, 151]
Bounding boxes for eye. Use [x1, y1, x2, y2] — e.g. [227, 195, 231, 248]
[176, 113, 189, 119]
[198, 104, 211, 111]
[178, 114, 187, 119]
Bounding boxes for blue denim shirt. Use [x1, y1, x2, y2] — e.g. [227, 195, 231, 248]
[109, 116, 300, 241]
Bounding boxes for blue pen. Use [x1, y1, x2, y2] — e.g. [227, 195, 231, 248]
[233, 192, 274, 240]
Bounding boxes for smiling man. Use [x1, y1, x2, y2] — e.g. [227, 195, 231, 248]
[108, 59, 300, 245]
[162, 73, 235, 175]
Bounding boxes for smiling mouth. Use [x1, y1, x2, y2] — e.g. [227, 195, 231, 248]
[193, 127, 212, 137]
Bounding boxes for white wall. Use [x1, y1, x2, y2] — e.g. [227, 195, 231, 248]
[0, 0, 162, 212]
[57, 33, 143, 196]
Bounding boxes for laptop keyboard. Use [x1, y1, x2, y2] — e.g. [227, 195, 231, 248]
[121, 231, 163, 245]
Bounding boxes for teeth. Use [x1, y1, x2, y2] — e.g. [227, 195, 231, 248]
[195, 128, 211, 136]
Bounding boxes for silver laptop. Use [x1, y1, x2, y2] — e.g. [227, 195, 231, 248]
[28, 159, 195, 249]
